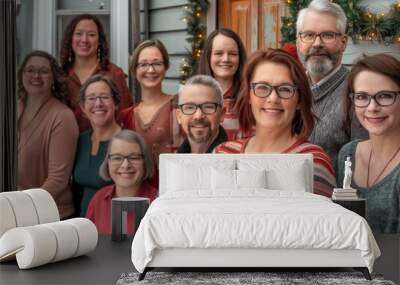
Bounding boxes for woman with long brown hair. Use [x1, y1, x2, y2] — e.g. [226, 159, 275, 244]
[119, 39, 182, 165]
[338, 54, 400, 233]
[17, 50, 79, 219]
[198, 28, 247, 140]
[60, 14, 132, 131]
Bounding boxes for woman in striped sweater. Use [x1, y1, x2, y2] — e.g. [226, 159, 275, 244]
[198, 29, 247, 140]
[215, 49, 336, 197]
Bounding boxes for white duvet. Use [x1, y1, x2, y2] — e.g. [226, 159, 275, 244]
[131, 190, 380, 273]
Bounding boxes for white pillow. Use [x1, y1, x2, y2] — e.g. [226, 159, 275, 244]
[167, 163, 210, 191]
[236, 169, 267, 189]
[266, 162, 308, 191]
[211, 169, 267, 190]
[238, 160, 310, 191]
[166, 160, 236, 192]
[211, 168, 236, 190]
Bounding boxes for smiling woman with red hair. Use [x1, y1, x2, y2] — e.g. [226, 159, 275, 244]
[215, 48, 336, 197]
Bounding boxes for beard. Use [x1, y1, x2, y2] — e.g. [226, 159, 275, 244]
[298, 47, 341, 79]
[188, 118, 213, 144]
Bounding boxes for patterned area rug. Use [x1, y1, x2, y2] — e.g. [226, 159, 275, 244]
[117, 271, 396, 285]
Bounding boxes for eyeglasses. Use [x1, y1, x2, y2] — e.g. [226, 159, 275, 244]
[251, 83, 297, 99]
[137, 61, 164, 71]
[298, 31, 342, 43]
[178, 102, 221, 115]
[349, 91, 399, 108]
[108, 154, 143, 166]
[23, 68, 51, 77]
[84, 94, 113, 105]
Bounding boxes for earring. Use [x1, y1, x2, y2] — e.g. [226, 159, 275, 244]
[97, 48, 101, 61]
[68, 50, 72, 62]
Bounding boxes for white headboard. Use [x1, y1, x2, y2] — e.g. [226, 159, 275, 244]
[159, 153, 314, 196]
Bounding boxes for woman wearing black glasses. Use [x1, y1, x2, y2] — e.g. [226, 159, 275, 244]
[86, 130, 156, 234]
[338, 54, 400, 233]
[119, 40, 182, 166]
[215, 49, 336, 197]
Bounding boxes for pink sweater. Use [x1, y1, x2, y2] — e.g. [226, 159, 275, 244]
[18, 96, 79, 218]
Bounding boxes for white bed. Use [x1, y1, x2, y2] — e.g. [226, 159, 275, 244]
[131, 154, 380, 280]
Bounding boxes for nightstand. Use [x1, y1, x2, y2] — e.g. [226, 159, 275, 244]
[332, 198, 366, 218]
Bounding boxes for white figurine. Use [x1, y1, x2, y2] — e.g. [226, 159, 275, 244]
[343, 156, 353, 189]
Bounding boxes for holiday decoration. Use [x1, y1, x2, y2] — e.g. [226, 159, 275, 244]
[180, 0, 209, 83]
[281, 0, 400, 45]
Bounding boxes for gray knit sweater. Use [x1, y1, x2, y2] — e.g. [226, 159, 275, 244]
[309, 65, 368, 171]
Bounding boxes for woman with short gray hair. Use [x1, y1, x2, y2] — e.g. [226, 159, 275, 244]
[86, 130, 157, 235]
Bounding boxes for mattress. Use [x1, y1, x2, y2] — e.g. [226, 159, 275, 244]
[131, 190, 380, 273]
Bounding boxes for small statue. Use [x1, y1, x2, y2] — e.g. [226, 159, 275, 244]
[343, 156, 353, 189]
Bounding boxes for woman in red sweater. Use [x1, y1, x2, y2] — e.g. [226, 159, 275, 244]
[215, 49, 336, 197]
[119, 40, 182, 166]
[198, 29, 247, 140]
[60, 14, 132, 132]
[86, 130, 157, 235]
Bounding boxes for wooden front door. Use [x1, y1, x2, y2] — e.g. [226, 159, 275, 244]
[218, 0, 287, 53]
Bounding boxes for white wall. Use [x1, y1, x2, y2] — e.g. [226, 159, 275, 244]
[32, 0, 53, 54]
[110, 0, 129, 74]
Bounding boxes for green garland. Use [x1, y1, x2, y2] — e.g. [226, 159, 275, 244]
[281, 0, 400, 44]
[180, 0, 209, 84]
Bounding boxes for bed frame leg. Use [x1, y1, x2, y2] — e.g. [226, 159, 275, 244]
[138, 268, 148, 281]
[354, 267, 371, 280]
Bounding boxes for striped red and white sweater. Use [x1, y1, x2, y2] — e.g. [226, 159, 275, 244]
[214, 137, 336, 197]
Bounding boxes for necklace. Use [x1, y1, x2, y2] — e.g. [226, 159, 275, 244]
[366, 144, 400, 187]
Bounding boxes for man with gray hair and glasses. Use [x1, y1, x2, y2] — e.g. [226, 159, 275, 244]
[176, 75, 227, 153]
[296, 0, 367, 170]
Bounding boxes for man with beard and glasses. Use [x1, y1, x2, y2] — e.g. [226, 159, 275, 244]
[296, 0, 367, 170]
[176, 75, 227, 153]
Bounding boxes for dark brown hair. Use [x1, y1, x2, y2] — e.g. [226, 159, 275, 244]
[79, 74, 121, 105]
[129, 39, 170, 77]
[236, 48, 314, 138]
[17, 50, 68, 104]
[59, 14, 109, 73]
[198, 28, 247, 100]
[344, 53, 400, 131]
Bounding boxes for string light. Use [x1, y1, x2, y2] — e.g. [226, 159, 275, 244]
[180, 0, 209, 83]
[282, 0, 399, 44]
